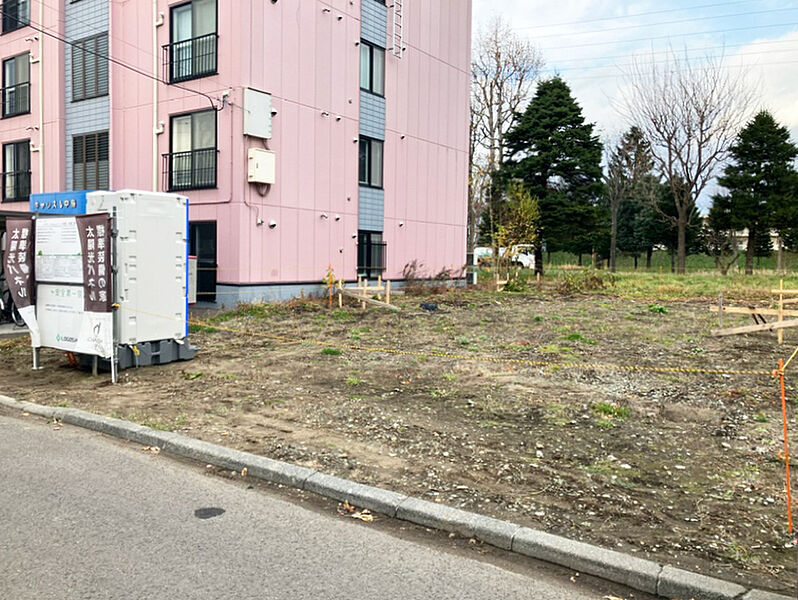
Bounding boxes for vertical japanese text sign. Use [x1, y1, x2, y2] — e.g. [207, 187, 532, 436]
[3, 218, 35, 308]
[77, 214, 113, 312]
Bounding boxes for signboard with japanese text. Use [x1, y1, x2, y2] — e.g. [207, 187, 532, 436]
[3, 218, 41, 347]
[4, 218, 35, 308]
[34, 217, 83, 284]
[36, 284, 113, 358]
[30, 214, 115, 358]
[77, 214, 112, 313]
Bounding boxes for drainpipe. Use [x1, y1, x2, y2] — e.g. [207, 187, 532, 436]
[38, 0, 44, 193]
[153, 1, 164, 191]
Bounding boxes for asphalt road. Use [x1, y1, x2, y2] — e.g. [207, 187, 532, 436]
[0, 412, 643, 600]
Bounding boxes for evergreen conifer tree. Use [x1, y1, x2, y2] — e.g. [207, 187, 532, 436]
[500, 78, 604, 272]
[712, 111, 798, 274]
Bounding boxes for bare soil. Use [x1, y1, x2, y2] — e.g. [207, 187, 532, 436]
[1, 289, 794, 593]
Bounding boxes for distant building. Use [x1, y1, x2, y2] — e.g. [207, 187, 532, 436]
[0, 0, 471, 305]
[733, 229, 781, 252]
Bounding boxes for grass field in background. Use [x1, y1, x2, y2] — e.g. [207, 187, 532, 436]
[480, 251, 798, 301]
[544, 250, 798, 272]
[608, 272, 797, 301]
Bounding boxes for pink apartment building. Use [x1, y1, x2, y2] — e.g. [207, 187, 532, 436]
[0, 0, 471, 305]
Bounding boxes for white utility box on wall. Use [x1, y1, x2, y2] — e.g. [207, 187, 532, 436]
[243, 88, 273, 139]
[248, 148, 276, 184]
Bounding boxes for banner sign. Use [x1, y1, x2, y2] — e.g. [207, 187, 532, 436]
[4, 213, 114, 356]
[77, 214, 112, 313]
[4, 218, 35, 308]
[34, 216, 83, 284]
[36, 284, 113, 358]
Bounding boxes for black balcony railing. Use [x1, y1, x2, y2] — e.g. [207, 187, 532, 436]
[163, 148, 217, 192]
[163, 33, 218, 84]
[2, 82, 29, 118]
[358, 241, 387, 279]
[2, 0, 29, 34]
[2, 170, 31, 202]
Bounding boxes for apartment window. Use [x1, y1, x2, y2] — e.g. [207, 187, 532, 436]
[2, 53, 29, 118]
[360, 40, 385, 96]
[166, 0, 218, 83]
[2, 140, 30, 202]
[357, 231, 386, 279]
[2, 0, 29, 34]
[359, 137, 383, 188]
[73, 132, 109, 191]
[165, 110, 217, 191]
[72, 33, 109, 101]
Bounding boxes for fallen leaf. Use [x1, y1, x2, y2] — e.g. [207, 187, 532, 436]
[142, 446, 161, 455]
[337, 501, 357, 516]
[352, 510, 374, 522]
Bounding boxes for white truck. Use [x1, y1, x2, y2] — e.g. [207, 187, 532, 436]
[474, 245, 536, 270]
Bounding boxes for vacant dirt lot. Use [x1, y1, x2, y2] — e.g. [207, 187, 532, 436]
[1, 288, 794, 593]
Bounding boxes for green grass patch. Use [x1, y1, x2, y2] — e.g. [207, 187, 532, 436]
[125, 413, 187, 432]
[330, 310, 357, 322]
[181, 372, 204, 381]
[322, 348, 343, 356]
[189, 324, 219, 334]
[540, 344, 573, 355]
[563, 332, 595, 345]
[350, 326, 371, 340]
[593, 402, 632, 420]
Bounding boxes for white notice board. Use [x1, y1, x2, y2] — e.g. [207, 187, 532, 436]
[35, 217, 83, 284]
[36, 284, 113, 358]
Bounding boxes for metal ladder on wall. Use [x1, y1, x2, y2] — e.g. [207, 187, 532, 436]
[391, 0, 405, 59]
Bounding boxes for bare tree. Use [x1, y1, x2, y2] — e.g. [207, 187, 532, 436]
[604, 126, 654, 273]
[468, 107, 490, 255]
[469, 17, 544, 251]
[619, 49, 755, 274]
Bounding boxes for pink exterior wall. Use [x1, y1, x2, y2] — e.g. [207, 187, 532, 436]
[0, 2, 65, 212]
[384, 0, 471, 280]
[4, 1, 470, 289]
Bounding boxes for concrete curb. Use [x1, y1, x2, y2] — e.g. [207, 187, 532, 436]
[513, 526, 662, 594]
[0, 395, 791, 600]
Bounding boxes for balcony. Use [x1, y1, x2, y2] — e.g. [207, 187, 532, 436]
[163, 33, 218, 84]
[2, 170, 31, 202]
[357, 240, 387, 279]
[2, 0, 29, 34]
[162, 148, 218, 192]
[2, 82, 30, 118]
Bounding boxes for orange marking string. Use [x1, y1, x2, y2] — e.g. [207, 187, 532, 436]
[778, 358, 795, 536]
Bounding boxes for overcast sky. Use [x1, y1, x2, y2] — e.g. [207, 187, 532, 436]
[472, 1, 798, 156]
